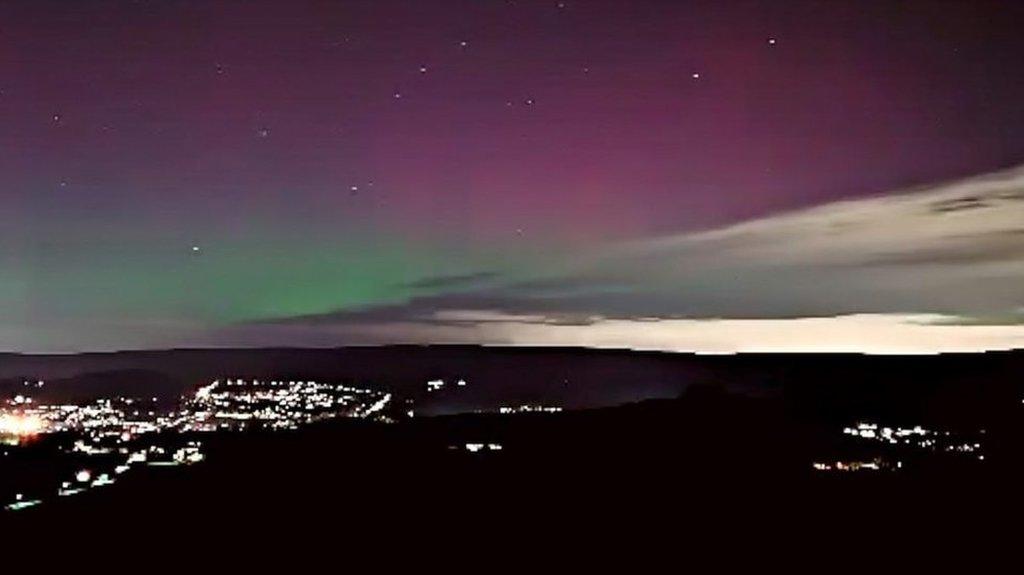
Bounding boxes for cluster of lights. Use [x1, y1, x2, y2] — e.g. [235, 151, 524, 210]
[182, 379, 391, 431]
[498, 405, 563, 415]
[461, 443, 503, 453]
[2, 377, 393, 512]
[426, 379, 467, 392]
[812, 459, 900, 472]
[814, 421, 986, 473]
[843, 422, 983, 457]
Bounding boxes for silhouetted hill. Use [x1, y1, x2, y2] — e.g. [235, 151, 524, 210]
[2, 346, 1023, 418]
[0, 369, 183, 404]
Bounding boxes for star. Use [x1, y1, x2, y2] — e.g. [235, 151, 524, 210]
[691, 72, 700, 79]
[191, 245, 201, 254]
[524, 97, 535, 106]
[767, 38, 777, 45]
[52, 113, 61, 123]
[257, 127, 270, 138]
[419, 65, 428, 74]
[393, 91, 402, 99]
[459, 40, 468, 48]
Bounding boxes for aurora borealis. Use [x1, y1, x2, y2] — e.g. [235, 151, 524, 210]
[3, 0, 1024, 352]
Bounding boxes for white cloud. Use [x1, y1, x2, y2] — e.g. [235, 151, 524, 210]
[569, 164, 1024, 321]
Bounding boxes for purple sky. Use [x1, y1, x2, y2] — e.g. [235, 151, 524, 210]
[2, 0, 1024, 351]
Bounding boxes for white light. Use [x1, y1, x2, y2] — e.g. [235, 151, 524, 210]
[0, 414, 45, 436]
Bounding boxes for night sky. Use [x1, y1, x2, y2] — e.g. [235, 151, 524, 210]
[3, 0, 1024, 352]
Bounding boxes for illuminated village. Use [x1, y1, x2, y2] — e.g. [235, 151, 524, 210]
[811, 421, 986, 473]
[1, 378, 392, 512]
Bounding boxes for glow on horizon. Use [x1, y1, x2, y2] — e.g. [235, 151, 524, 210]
[303, 312, 1024, 355]
[489, 314, 1024, 355]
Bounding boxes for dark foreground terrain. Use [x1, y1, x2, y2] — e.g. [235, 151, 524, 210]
[3, 347, 1024, 558]
[7, 386, 1023, 549]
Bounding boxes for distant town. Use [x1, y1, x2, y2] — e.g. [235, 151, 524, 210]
[1, 378, 395, 511]
[2, 368, 1004, 514]
[1, 375, 578, 513]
